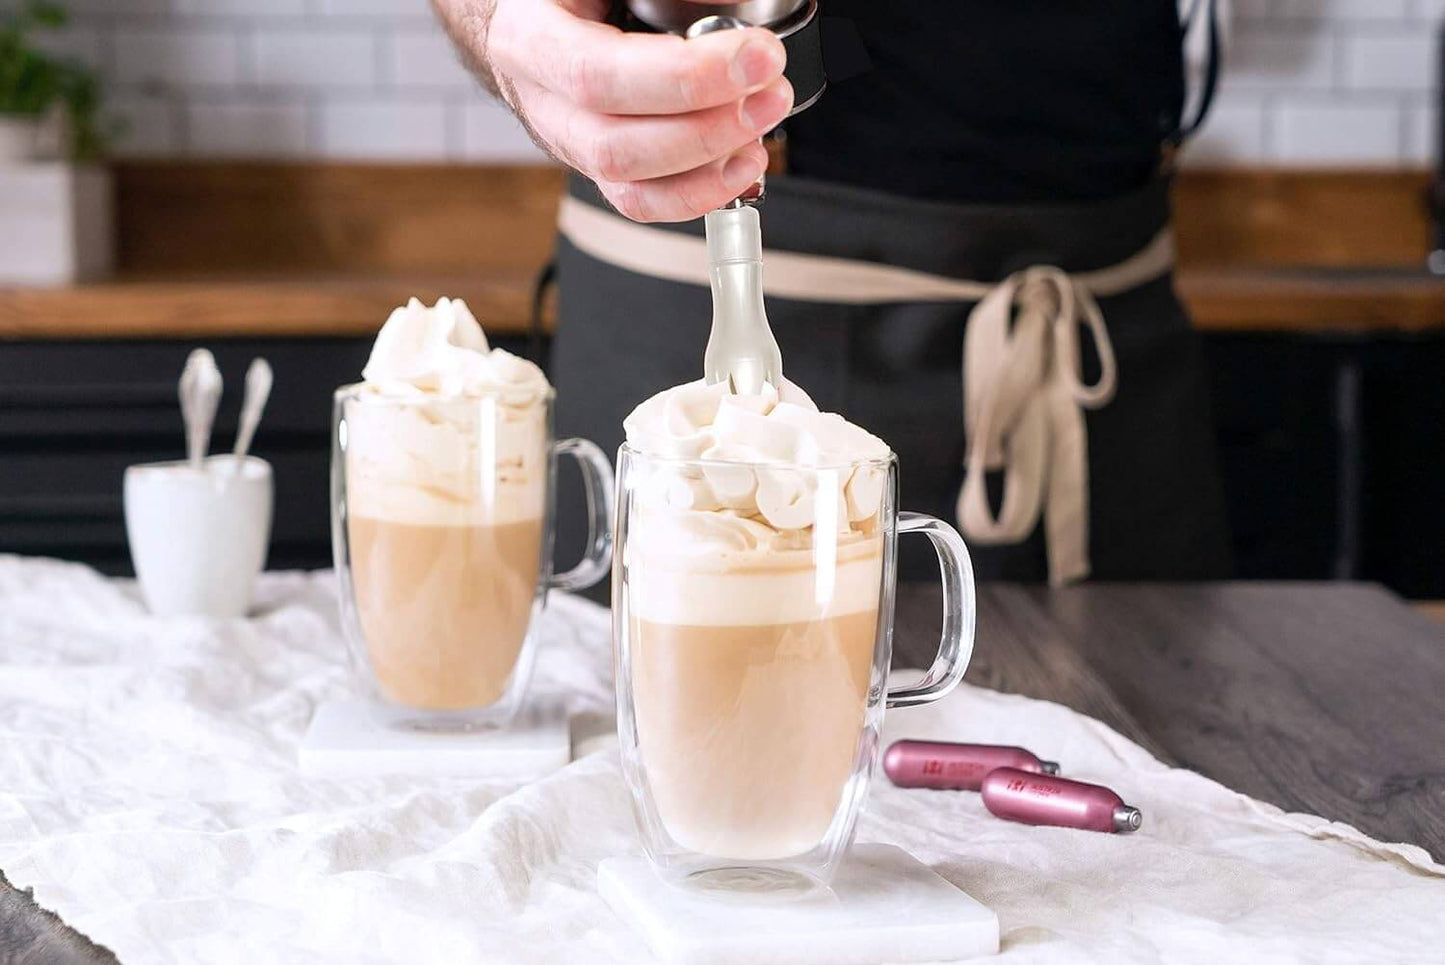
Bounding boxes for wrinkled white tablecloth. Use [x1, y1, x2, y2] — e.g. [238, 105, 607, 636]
[0, 555, 1441, 964]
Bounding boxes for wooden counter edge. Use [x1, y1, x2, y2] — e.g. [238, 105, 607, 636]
[1176, 270, 1445, 334]
[3, 267, 1445, 340]
[0, 273, 546, 340]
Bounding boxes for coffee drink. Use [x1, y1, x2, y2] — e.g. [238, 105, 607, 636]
[344, 297, 550, 712]
[628, 543, 882, 859]
[349, 515, 543, 709]
[622, 378, 890, 860]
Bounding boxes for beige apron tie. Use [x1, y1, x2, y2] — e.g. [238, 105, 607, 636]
[558, 196, 1174, 583]
[957, 267, 1117, 585]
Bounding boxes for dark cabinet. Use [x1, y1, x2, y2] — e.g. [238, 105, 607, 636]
[1206, 332, 1445, 598]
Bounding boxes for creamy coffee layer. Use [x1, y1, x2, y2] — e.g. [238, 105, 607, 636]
[351, 514, 542, 710]
[628, 543, 882, 626]
[631, 609, 877, 860]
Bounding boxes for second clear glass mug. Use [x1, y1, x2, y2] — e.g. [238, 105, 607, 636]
[613, 445, 976, 893]
[332, 384, 613, 731]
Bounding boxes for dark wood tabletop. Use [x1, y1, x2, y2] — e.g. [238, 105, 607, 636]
[894, 581, 1445, 861]
[5, 581, 1443, 961]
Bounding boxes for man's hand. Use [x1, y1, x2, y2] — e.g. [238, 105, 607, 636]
[434, 0, 791, 222]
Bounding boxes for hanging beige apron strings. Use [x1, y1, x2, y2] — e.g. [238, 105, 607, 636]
[957, 268, 1117, 585]
[557, 196, 1175, 585]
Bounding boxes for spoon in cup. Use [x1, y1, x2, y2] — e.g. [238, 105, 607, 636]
[179, 349, 222, 472]
[232, 358, 273, 474]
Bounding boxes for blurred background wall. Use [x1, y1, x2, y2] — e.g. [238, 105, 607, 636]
[29, 0, 541, 162]
[1194, 0, 1438, 168]
[20, 0, 1443, 168]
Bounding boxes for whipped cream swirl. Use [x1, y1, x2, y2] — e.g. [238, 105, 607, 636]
[623, 380, 890, 550]
[362, 296, 548, 401]
[347, 297, 550, 526]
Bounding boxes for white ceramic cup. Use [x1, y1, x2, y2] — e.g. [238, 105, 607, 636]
[124, 456, 273, 618]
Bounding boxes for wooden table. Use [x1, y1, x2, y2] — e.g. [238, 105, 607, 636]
[5, 582, 1443, 962]
[895, 582, 1445, 860]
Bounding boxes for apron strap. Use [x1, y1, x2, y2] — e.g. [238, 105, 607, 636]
[557, 197, 1172, 584]
[1173, 0, 1221, 145]
[558, 197, 1173, 302]
[956, 268, 1117, 586]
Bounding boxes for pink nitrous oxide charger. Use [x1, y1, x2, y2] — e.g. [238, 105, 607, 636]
[883, 740, 1061, 791]
[981, 767, 1142, 834]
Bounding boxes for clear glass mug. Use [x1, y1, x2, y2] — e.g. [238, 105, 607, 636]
[612, 445, 976, 893]
[331, 384, 613, 731]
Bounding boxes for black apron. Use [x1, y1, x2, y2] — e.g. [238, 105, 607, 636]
[551, 172, 1231, 583]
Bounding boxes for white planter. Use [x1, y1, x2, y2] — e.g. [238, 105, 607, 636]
[0, 164, 114, 285]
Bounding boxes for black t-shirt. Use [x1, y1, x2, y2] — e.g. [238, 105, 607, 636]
[783, 1, 1186, 204]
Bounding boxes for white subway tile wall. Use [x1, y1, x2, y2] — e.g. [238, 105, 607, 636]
[113, 28, 241, 89]
[1405, 98, 1438, 163]
[252, 29, 378, 89]
[103, 93, 177, 158]
[26, 0, 1441, 166]
[1189, 0, 1442, 166]
[188, 99, 310, 158]
[1273, 99, 1404, 163]
[319, 98, 450, 159]
[31, 0, 542, 162]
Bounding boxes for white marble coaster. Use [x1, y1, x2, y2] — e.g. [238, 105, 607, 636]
[298, 700, 569, 780]
[598, 844, 999, 965]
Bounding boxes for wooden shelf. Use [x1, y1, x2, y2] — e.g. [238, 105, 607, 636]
[4, 266, 1443, 340]
[0, 271, 545, 340]
[1177, 268, 1445, 335]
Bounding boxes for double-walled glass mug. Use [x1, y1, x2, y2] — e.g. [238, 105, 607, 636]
[613, 445, 976, 893]
[332, 384, 613, 731]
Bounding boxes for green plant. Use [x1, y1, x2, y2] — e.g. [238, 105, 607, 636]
[0, 1, 108, 159]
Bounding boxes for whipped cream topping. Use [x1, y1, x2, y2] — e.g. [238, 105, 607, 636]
[346, 297, 550, 526]
[361, 296, 548, 401]
[623, 380, 890, 626]
[624, 379, 889, 535]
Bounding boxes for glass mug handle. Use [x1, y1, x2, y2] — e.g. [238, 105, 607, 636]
[887, 511, 978, 708]
[550, 438, 615, 591]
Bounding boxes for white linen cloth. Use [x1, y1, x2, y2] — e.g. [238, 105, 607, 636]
[0, 555, 1440, 964]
